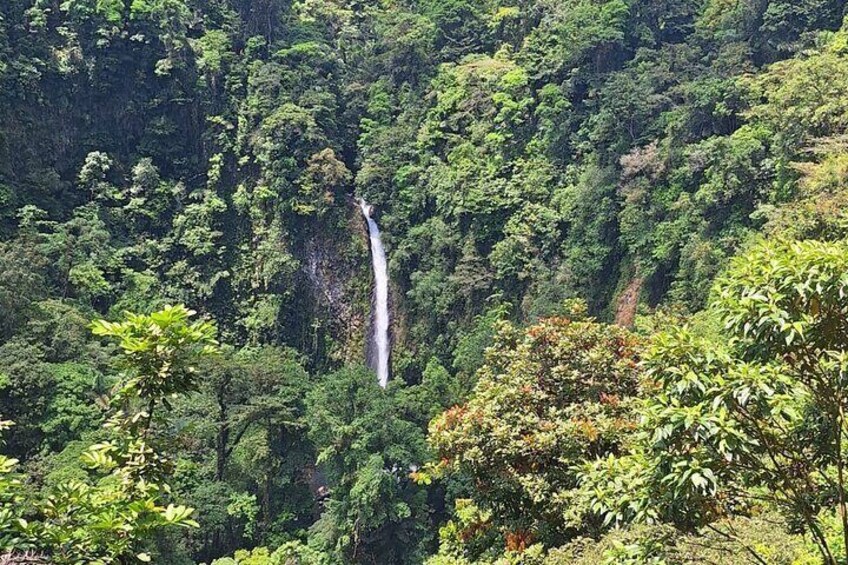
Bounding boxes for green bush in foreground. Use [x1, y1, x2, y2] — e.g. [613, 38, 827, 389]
[0, 305, 217, 563]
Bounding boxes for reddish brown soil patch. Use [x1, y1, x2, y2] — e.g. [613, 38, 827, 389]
[614, 276, 644, 327]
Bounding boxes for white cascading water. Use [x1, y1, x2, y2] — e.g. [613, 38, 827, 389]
[358, 199, 390, 388]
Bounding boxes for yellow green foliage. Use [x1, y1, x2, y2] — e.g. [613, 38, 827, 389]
[428, 316, 641, 555]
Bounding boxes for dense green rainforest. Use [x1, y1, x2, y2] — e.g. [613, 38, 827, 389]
[4, 0, 848, 563]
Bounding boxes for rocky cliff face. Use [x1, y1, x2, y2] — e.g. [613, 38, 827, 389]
[298, 208, 371, 370]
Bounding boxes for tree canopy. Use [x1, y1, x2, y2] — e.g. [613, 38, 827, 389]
[4, 0, 848, 562]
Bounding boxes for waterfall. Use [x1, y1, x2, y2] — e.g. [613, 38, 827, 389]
[358, 199, 390, 388]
